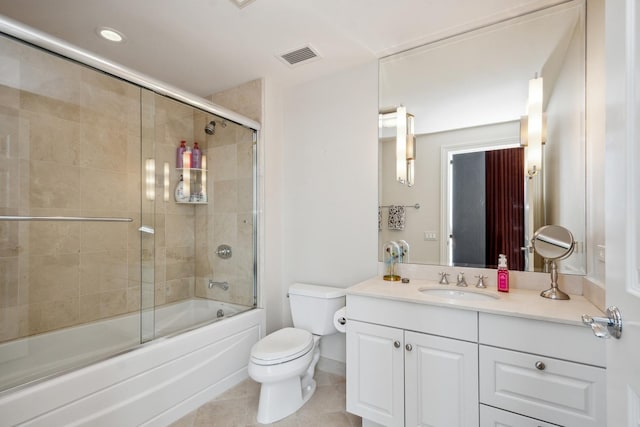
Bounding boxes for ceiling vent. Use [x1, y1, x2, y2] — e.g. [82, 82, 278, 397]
[278, 45, 321, 67]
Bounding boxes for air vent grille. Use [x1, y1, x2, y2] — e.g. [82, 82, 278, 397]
[279, 45, 320, 67]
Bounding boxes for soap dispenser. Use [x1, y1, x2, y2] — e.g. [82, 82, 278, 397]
[497, 254, 509, 292]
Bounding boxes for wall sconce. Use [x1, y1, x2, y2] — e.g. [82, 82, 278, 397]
[521, 76, 544, 177]
[145, 158, 155, 201]
[379, 106, 416, 186]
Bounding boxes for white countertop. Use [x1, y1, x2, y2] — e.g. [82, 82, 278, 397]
[346, 277, 604, 327]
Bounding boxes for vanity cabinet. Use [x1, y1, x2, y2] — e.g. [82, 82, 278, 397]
[346, 295, 479, 427]
[478, 313, 606, 427]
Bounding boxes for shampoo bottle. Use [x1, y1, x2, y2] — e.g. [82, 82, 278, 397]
[176, 140, 186, 168]
[192, 142, 202, 169]
[497, 254, 509, 292]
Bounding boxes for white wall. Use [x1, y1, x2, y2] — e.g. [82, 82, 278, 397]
[279, 61, 379, 363]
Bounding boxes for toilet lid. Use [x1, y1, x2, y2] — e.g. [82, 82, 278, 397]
[250, 327, 314, 365]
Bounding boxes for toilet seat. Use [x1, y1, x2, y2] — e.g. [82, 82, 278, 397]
[250, 327, 314, 366]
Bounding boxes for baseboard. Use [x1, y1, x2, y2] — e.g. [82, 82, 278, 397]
[317, 356, 346, 377]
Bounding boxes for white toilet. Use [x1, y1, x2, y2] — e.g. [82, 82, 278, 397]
[248, 283, 346, 424]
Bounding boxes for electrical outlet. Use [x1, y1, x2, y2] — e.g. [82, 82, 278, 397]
[424, 231, 437, 241]
[597, 245, 605, 262]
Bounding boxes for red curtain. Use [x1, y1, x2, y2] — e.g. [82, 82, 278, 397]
[485, 148, 525, 270]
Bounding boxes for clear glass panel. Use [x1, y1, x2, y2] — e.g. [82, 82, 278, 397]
[151, 94, 256, 338]
[0, 34, 143, 391]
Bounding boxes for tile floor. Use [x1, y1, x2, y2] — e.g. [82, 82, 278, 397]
[169, 371, 361, 427]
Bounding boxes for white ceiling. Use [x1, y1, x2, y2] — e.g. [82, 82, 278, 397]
[0, 0, 566, 97]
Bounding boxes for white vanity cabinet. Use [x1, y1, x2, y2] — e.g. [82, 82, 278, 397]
[478, 313, 606, 427]
[346, 295, 479, 427]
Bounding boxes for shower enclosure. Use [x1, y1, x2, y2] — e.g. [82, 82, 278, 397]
[0, 31, 258, 392]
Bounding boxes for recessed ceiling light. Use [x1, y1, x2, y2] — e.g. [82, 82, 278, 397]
[97, 27, 125, 43]
[229, 0, 257, 9]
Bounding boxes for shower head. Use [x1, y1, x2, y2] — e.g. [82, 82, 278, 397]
[205, 121, 216, 135]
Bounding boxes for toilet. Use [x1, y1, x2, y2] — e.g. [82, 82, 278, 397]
[248, 283, 346, 424]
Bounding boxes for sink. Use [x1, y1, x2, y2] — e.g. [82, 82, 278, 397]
[419, 288, 499, 301]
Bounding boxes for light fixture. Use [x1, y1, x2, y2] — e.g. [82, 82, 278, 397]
[145, 159, 155, 201]
[396, 106, 408, 184]
[406, 114, 416, 187]
[522, 75, 544, 177]
[229, 0, 257, 8]
[97, 27, 125, 43]
[379, 106, 417, 186]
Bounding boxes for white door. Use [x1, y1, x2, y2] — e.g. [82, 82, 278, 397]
[604, 1, 640, 425]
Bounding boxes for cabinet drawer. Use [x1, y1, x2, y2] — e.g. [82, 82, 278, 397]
[347, 295, 477, 341]
[479, 346, 606, 427]
[480, 404, 559, 427]
[479, 312, 605, 367]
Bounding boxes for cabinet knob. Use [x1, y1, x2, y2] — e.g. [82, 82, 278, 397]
[393, 340, 401, 348]
[535, 361, 546, 370]
[405, 344, 413, 351]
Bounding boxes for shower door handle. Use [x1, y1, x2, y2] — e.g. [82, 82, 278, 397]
[138, 226, 155, 234]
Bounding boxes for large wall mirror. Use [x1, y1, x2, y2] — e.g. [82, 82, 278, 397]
[378, 0, 586, 274]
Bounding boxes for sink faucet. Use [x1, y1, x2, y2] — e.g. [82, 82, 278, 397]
[208, 280, 229, 290]
[475, 275, 488, 288]
[456, 272, 468, 287]
[438, 272, 450, 285]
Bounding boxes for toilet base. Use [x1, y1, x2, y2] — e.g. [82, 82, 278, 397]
[256, 375, 317, 424]
[255, 342, 321, 424]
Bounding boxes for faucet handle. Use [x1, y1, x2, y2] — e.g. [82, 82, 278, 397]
[456, 272, 468, 287]
[475, 275, 488, 288]
[438, 272, 450, 285]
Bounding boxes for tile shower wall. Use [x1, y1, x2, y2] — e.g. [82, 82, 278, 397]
[0, 36, 142, 342]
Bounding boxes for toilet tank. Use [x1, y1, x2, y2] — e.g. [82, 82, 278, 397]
[288, 283, 346, 335]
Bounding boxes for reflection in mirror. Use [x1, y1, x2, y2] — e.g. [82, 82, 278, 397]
[533, 225, 575, 299]
[378, 0, 586, 274]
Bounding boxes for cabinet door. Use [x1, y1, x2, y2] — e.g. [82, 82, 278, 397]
[346, 320, 404, 427]
[405, 331, 479, 427]
[480, 404, 558, 427]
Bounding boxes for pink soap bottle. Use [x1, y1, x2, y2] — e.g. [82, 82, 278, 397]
[192, 142, 202, 169]
[497, 254, 509, 292]
[176, 140, 186, 168]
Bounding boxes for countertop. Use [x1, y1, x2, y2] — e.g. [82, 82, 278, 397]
[346, 277, 604, 327]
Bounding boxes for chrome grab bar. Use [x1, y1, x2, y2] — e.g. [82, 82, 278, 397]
[0, 216, 133, 222]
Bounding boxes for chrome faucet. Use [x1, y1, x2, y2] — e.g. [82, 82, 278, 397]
[438, 272, 450, 285]
[475, 275, 488, 288]
[208, 280, 229, 290]
[456, 272, 468, 287]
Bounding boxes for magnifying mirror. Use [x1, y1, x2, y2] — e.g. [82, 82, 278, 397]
[532, 225, 575, 300]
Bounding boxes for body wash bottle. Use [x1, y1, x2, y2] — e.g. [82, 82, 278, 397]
[497, 254, 509, 292]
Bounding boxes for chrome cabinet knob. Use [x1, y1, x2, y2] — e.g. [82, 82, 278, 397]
[405, 344, 413, 351]
[393, 340, 401, 348]
[535, 361, 546, 370]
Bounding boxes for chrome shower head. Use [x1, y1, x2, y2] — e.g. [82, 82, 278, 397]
[205, 121, 216, 135]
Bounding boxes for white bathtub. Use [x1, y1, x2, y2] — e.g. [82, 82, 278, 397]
[0, 299, 265, 427]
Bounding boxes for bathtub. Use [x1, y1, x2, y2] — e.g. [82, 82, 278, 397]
[0, 299, 265, 427]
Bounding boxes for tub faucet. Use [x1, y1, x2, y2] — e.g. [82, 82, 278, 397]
[208, 280, 229, 290]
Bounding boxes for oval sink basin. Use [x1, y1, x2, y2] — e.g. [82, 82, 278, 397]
[419, 288, 499, 301]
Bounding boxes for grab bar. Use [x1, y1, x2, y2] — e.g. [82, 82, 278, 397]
[0, 216, 133, 222]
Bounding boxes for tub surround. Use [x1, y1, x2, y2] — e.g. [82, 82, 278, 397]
[0, 308, 265, 427]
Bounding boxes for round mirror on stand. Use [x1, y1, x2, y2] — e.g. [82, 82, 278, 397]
[532, 225, 575, 300]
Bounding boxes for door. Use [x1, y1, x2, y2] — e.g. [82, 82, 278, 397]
[604, 1, 640, 425]
[405, 331, 478, 427]
[346, 320, 405, 427]
[451, 151, 486, 267]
